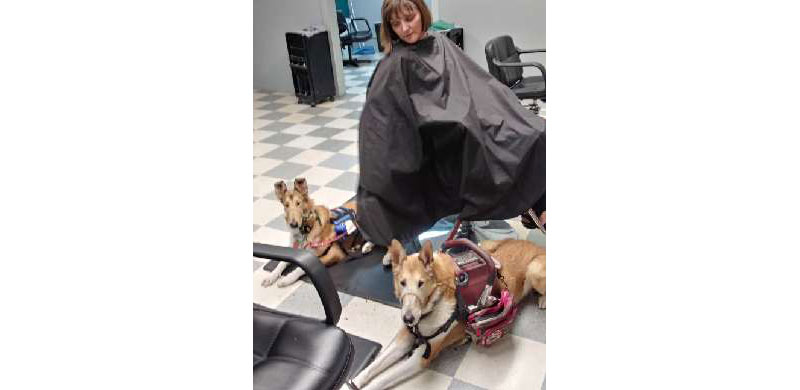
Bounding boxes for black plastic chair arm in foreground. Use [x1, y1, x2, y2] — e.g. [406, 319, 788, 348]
[253, 243, 342, 325]
[492, 58, 546, 80]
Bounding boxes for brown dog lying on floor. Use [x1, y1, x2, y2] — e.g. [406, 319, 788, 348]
[347, 238, 545, 390]
[260, 177, 374, 287]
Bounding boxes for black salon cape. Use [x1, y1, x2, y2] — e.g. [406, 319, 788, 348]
[356, 33, 546, 246]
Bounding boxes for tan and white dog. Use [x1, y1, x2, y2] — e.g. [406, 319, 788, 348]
[348, 238, 545, 390]
[260, 177, 374, 287]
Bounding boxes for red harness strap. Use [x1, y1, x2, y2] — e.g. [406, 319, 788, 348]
[306, 233, 345, 249]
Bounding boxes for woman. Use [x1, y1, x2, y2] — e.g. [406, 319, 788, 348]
[355, 0, 546, 251]
[379, 0, 431, 53]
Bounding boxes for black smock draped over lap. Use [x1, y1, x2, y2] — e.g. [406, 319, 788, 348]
[356, 33, 545, 246]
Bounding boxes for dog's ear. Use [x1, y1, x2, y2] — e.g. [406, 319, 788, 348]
[389, 239, 406, 268]
[420, 240, 434, 267]
[274, 181, 287, 202]
[294, 177, 308, 196]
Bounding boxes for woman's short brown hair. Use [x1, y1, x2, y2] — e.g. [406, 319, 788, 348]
[380, 0, 432, 54]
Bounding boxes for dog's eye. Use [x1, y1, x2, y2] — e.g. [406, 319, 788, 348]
[418, 280, 424, 288]
[400, 280, 406, 287]
[295, 201, 300, 206]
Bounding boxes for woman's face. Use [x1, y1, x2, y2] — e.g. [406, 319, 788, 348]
[390, 3, 424, 45]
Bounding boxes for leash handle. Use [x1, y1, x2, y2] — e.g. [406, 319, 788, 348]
[442, 238, 497, 299]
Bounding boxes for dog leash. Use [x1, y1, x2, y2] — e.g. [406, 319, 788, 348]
[306, 233, 346, 249]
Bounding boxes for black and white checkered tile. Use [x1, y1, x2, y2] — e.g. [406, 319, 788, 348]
[253, 66, 373, 245]
[254, 62, 545, 390]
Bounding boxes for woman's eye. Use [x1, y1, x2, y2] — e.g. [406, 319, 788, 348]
[418, 281, 424, 288]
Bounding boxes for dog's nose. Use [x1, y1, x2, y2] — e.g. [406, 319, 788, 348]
[403, 313, 415, 325]
[289, 222, 299, 229]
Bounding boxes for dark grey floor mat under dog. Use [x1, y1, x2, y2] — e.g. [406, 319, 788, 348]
[302, 231, 451, 308]
[325, 248, 400, 308]
[262, 248, 400, 308]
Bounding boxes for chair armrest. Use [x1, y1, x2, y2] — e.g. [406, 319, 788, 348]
[351, 17, 372, 34]
[253, 243, 342, 325]
[517, 47, 546, 54]
[492, 58, 546, 80]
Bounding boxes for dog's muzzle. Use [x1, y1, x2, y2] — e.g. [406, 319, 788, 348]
[400, 293, 423, 325]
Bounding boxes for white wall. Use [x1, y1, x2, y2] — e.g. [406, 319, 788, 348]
[438, 0, 545, 75]
[254, 0, 345, 94]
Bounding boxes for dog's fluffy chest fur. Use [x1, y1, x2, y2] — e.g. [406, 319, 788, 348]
[417, 296, 457, 337]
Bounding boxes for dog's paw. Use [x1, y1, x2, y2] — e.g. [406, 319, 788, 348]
[350, 375, 367, 390]
[382, 251, 392, 266]
[538, 295, 546, 309]
[261, 272, 280, 288]
[362, 241, 374, 254]
[276, 277, 296, 288]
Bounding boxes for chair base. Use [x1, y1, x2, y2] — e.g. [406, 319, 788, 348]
[528, 101, 541, 114]
[518, 99, 542, 114]
[342, 45, 372, 67]
[343, 58, 372, 67]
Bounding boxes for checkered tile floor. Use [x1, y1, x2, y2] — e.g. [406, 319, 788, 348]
[254, 62, 545, 390]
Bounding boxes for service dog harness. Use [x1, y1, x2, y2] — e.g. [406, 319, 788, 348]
[294, 207, 362, 255]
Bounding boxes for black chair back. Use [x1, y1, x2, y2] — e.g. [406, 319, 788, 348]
[485, 35, 523, 86]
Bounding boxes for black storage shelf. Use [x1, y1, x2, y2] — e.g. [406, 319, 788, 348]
[285, 30, 336, 107]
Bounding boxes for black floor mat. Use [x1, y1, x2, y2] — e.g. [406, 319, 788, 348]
[261, 248, 400, 308]
[326, 248, 400, 308]
[322, 231, 452, 308]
